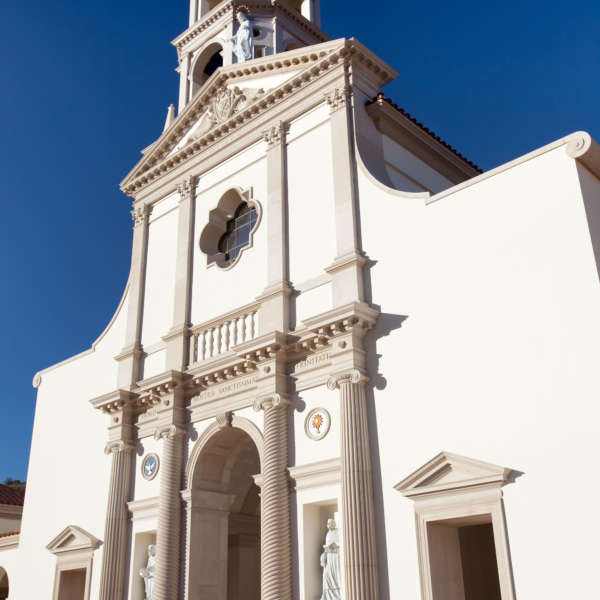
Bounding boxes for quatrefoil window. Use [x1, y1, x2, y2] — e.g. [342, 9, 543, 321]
[199, 187, 261, 269]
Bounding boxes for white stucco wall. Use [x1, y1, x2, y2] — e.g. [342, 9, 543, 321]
[191, 142, 268, 326]
[9, 285, 129, 599]
[358, 145, 600, 599]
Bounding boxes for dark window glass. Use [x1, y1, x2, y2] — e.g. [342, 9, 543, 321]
[218, 202, 258, 262]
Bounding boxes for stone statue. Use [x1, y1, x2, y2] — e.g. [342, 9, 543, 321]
[221, 8, 254, 62]
[320, 519, 342, 600]
[139, 544, 156, 600]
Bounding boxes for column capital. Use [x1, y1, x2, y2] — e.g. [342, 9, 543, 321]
[131, 204, 151, 228]
[176, 175, 197, 202]
[327, 369, 369, 390]
[325, 86, 351, 114]
[153, 423, 188, 441]
[262, 121, 288, 147]
[253, 393, 291, 412]
[104, 440, 136, 455]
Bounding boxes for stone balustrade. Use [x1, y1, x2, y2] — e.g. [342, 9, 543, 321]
[190, 303, 260, 364]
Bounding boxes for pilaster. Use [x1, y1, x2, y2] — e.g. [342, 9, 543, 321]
[116, 203, 151, 387]
[178, 54, 191, 112]
[257, 122, 292, 333]
[325, 83, 366, 306]
[164, 176, 197, 370]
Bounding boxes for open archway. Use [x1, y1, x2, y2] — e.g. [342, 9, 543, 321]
[186, 421, 261, 600]
[190, 42, 224, 97]
[0, 567, 8, 600]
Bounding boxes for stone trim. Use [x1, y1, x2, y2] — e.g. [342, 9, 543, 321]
[395, 452, 519, 600]
[288, 458, 341, 490]
[127, 496, 160, 522]
[47, 526, 101, 600]
[0, 533, 19, 551]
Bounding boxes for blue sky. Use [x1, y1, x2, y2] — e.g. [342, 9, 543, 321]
[1, 0, 599, 481]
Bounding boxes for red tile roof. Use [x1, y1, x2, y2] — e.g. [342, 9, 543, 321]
[0, 485, 25, 507]
[368, 92, 482, 174]
[0, 531, 19, 538]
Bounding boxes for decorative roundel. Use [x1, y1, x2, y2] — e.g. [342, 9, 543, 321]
[141, 453, 160, 481]
[305, 408, 331, 441]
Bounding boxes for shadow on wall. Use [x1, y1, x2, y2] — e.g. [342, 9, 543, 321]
[578, 163, 600, 286]
[366, 311, 408, 600]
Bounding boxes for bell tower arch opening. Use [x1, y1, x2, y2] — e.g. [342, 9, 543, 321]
[190, 43, 224, 98]
[186, 423, 261, 600]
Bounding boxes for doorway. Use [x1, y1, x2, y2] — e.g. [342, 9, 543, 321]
[187, 426, 261, 600]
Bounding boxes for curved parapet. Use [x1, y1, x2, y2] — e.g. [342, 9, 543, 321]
[566, 131, 600, 178]
[32, 276, 130, 388]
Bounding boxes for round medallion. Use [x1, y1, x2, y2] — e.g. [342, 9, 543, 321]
[305, 408, 331, 441]
[141, 453, 160, 481]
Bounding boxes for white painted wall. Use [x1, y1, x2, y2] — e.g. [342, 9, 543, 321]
[358, 145, 600, 599]
[191, 142, 269, 327]
[10, 284, 129, 599]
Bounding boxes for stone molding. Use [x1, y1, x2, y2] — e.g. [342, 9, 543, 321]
[0, 533, 19, 551]
[127, 496, 159, 522]
[121, 39, 396, 196]
[288, 458, 341, 490]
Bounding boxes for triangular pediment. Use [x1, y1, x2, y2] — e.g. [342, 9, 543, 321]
[120, 38, 396, 196]
[46, 525, 101, 555]
[394, 452, 516, 498]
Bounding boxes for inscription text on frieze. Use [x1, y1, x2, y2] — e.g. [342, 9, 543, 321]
[292, 352, 331, 375]
[197, 376, 258, 401]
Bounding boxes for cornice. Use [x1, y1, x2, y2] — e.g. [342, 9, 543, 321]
[121, 38, 395, 197]
[0, 533, 20, 550]
[90, 389, 138, 414]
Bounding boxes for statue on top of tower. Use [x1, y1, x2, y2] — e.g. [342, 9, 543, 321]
[221, 6, 254, 62]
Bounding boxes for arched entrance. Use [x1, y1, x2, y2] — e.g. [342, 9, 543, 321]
[190, 42, 224, 97]
[0, 567, 8, 600]
[186, 422, 261, 600]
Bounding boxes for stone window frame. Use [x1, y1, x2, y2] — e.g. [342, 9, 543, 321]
[199, 186, 262, 270]
[394, 451, 519, 600]
[46, 525, 101, 600]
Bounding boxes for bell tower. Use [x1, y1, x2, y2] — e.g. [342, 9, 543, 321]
[173, 0, 328, 111]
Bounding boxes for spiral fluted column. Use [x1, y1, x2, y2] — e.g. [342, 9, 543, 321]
[153, 424, 187, 600]
[254, 394, 292, 600]
[99, 440, 135, 600]
[328, 370, 379, 600]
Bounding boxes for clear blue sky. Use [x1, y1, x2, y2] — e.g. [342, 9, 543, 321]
[1, 0, 599, 481]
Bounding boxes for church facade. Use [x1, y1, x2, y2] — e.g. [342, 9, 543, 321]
[3, 1, 600, 599]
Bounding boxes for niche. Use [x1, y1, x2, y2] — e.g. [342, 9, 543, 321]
[303, 501, 339, 600]
[130, 531, 156, 600]
[427, 517, 501, 600]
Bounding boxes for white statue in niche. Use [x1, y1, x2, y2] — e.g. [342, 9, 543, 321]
[139, 544, 156, 600]
[221, 7, 254, 62]
[320, 519, 342, 600]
